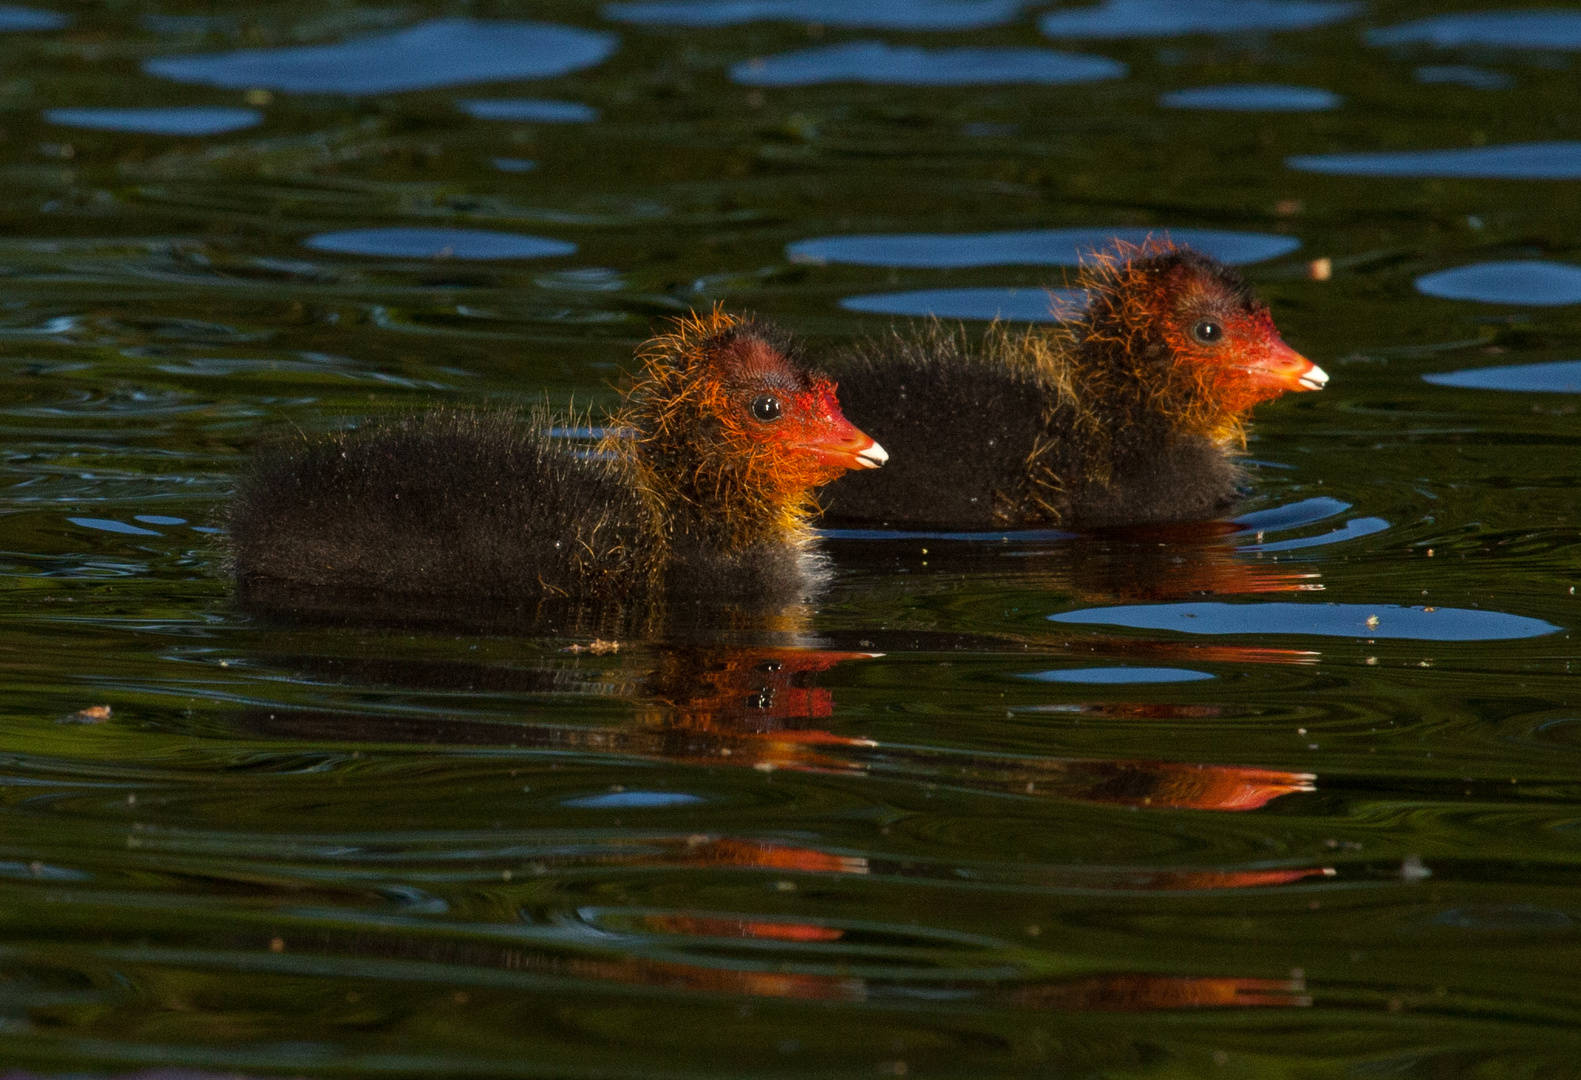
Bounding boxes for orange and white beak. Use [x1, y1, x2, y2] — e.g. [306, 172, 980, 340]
[800, 412, 888, 472]
[1236, 336, 1328, 397]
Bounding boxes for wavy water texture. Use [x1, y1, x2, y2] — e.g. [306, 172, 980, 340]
[0, 2, 1579, 1076]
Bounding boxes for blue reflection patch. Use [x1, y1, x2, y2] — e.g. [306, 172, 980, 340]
[1242, 516, 1390, 552]
[791, 228, 1299, 268]
[461, 98, 599, 123]
[1049, 602, 1558, 641]
[134, 515, 187, 526]
[145, 18, 617, 95]
[44, 106, 261, 135]
[604, 0, 1028, 29]
[0, 860, 89, 881]
[731, 42, 1125, 86]
[1288, 141, 1581, 179]
[0, 5, 66, 31]
[1425, 360, 1581, 393]
[1416, 262, 1581, 306]
[563, 791, 708, 809]
[1232, 496, 1350, 532]
[1039, 0, 1357, 38]
[1160, 84, 1339, 111]
[841, 287, 1083, 322]
[1414, 65, 1513, 90]
[304, 228, 576, 260]
[70, 517, 162, 536]
[1370, 11, 1581, 50]
[1025, 667, 1215, 684]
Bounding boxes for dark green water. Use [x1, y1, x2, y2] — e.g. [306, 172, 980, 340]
[1, 2, 1579, 1076]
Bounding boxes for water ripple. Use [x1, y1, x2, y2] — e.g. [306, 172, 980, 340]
[731, 43, 1126, 87]
[145, 18, 619, 95]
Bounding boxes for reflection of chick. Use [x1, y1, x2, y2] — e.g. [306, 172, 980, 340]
[824, 243, 1326, 529]
[635, 647, 879, 773]
[230, 311, 885, 609]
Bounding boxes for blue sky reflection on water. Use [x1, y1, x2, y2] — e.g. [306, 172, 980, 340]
[68, 517, 163, 537]
[460, 99, 600, 123]
[1413, 65, 1514, 90]
[841, 287, 1079, 321]
[562, 791, 709, 809]
[0, 4, 64, 30]
[1288, 142, 1581, 179]
[1424, 360, 1581, 393]
[1369, 10, 1581, 50]
[303, 228, 577, 260]
[731, 43, 1125, 86]
[604, 0, 1030, 29]
[1160, 85, 1340, 111]
[1416, 262, 1581, 306]
[1038, 0, 1357, 38]
[1049, 602, 1560, 641]
[790, 228, 1299, 268]
[144, 18, 618, 94]
[44, 106, 262, 136]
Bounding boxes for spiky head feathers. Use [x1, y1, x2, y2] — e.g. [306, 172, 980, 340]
[614, 308, 879, 545]
[1076, 241, 1323, 442]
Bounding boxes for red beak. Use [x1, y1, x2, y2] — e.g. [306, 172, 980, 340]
[1237, 336, 1328, 396]
[799, 412, 888, 473]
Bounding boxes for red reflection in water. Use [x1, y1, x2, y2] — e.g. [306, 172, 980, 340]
[550, 909, 1312, 1010]
[1061, 639, 1321, 666]
[662, 836, 870, 876]
[1133, 865, 1334, 890]
[1011, 973, 1310, 1011]
[1059, 758, 1316, 811]
[637, 648, 1315, 811]
[639, 913, 846, 942]
[1059, 520, 1323, 603]
[628, 833, 1333, 894]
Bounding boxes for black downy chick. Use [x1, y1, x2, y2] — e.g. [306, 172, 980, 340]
[821, 244, 1326, 530]
[229, 310, 886, 614]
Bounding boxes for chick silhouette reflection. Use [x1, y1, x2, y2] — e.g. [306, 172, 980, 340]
[828, 516, 1321, 605]
[234, 640, 1313, 813]
[1063, 519, 1322, 602]
[270, 902, 1312, 1013]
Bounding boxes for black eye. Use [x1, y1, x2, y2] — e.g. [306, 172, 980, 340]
[1191, 319, 1224, 345]
[750, 394, 782, 422]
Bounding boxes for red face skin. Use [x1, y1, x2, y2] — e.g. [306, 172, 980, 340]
[618, 309, 886, 543]
[1079, 247, 1327, 443]
[1158, 266, 1328, 417]
[706, 333, 886, 486]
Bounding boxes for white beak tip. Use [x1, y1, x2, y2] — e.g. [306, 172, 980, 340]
[857, 441, 888, 468]
[1299, 364, 1329, 390]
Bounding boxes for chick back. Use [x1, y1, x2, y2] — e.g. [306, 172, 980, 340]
[230, 410, 658, 606]
[821, 327, 1052, 529]
[820, 325, 1245, 530]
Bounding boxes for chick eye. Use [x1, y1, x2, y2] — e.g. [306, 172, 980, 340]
[1191, 319, 1224, 345]
[750, 394, 782, 422]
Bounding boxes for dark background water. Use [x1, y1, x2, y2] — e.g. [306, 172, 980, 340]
[1, 1, 1579, 1076]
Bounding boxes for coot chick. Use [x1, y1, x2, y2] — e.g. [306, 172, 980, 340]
[821, 242, 1326, 530]
[230, 311, 886, 611]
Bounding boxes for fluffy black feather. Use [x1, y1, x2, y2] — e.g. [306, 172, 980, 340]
[821, 323, 1244, 530]
[229, 314, 841, 621]
[819, 325, 1051, 529]
[230, 410, 662, 610]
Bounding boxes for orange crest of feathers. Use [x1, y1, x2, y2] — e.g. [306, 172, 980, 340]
[1074, 237, 1273, 444]
[612, 307, 842, 546]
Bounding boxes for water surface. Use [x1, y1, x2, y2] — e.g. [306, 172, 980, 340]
[1, 3, 1579, 1078]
